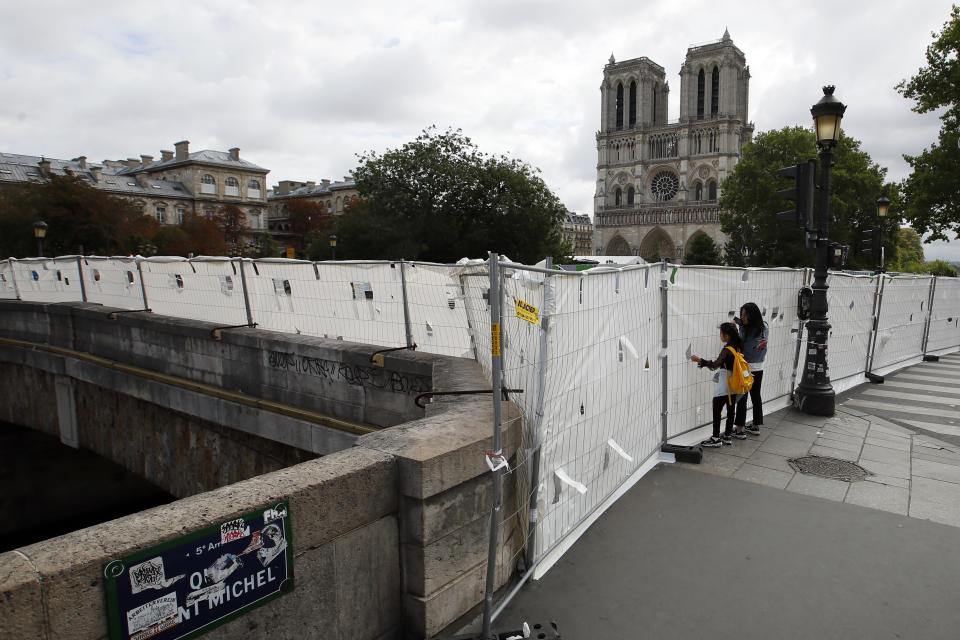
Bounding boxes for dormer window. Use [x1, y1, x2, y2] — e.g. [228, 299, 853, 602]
[201, 174, 216, 194]
[225, 176, 240, 197]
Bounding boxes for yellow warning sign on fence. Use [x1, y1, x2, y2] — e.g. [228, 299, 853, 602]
[515, 298, 539, 325]
[491, 323, 501, 357]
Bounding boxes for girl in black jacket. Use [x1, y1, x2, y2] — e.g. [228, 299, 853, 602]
[690, 322, 747, 447]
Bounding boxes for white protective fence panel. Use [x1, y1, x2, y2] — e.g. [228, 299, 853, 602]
[139, 258, 248, 326]
[926, 277, 960, 355]
[821, 273, 878, 393]
[0, 260, 20, 299]
[402, 263, 474, 358]
[872, 275, 932, 372]
[81, 257, 148, 310]
[666, 266, 805, 438]
[10, 258, 84, 303]
[246, 260, 409, 347]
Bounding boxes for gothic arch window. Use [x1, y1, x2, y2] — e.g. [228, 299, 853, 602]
[629, 81, 637, 127]
[615, 188, 622, 206]
[616, 82, 624, 130]
[627, 186, 635, 205]
[651, 171, 679, 202]
[711, 66, 720, 116]
[697, 69, 705, 119]
[708, 180, 717, 201]
[694, 182, 703, 201]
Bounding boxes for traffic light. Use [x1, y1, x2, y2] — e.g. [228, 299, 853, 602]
[860, 229, 875, 254]
[829, 243, 849, 269]
[776, 159, 816, 229]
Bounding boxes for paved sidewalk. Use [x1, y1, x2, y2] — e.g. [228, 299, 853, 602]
[672, 352, 960, 528]
[491, 353, 960, 639]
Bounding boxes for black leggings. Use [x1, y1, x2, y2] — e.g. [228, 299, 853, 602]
[712, 395, 736, 438]
[734, 369, 764, 427]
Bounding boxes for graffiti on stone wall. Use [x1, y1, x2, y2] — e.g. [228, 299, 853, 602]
[267, 351, 430, 394]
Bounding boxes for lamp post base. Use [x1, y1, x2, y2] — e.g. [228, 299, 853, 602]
[794, 387, 835, 416]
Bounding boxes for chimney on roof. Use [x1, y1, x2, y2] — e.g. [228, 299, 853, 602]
[174, 140, 190, 162]
[73, 156, 87, 169]
[228, 147, 240, 161]
[321, 179, 331, 188]
[38, 157, 51, 178]
[141, 155, 154, 166]
[125, 158, 140, 168]
[161, 150, 174, 162]
[90, 166, 102, 183]
[136, 173, 150, 188]
[306, 181, 315, 189]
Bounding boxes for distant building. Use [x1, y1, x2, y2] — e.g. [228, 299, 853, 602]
[0, 140, 270, 245]
[562, 212, 594, 255]
[266, 178, 359, 251]
[594, 30, 753, 262]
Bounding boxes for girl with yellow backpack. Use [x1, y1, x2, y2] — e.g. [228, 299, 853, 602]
[690, 322, 752, 447]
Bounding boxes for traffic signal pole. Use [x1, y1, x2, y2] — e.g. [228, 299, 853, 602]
[795, 145, 836, 415]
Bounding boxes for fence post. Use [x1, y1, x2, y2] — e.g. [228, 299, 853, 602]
[863, 274, 884, 376]
[789, 268, 812, 403]
[525, 258, 552, 569]
[865, 275, 887, 375]
[659, 262, 669, 444]
[400, 259, 414, 347]
[921, 277, 938, 356]
[8, 258, 21, 301]
[481, 253, 504, 640]
[136, 258, 150, 311]
[75, 256, 88, 302]
[237, 258, 255, 326]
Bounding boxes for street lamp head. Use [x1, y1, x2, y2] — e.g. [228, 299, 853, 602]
[876, 195, 890, 217]
[329, 234, 338, 248]
[811, 85, 846, 149]
[33, 220, 48, 239]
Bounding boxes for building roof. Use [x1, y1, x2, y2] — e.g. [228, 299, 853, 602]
[267, 179, 356, 201]
[0, 152, 191, 199]
[135, 149, 267, 173]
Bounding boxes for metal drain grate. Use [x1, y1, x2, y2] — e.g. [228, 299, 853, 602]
[788, 455, 871, 482]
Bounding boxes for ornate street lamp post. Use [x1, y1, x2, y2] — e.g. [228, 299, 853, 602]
[33, 220, 48, 257]
[796, 86, 846, 416]
[328, 234, 338, 260]
[876, 195, 890, 273]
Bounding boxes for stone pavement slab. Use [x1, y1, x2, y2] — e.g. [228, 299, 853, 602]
[495, 464, 960, 640]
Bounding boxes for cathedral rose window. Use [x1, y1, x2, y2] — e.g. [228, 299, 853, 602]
[651, 171, 679, 201]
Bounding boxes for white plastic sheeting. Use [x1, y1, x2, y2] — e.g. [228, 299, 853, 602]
[8, 257, 84, 303]
[873, 275, 933, 372]
[81, 257, 148, 310]
[927, 277, 960, 355]
[822, 273, 879, 394]
[667, 267, 807, 438]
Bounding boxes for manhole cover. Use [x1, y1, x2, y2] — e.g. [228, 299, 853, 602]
[788, 455, 871, 482]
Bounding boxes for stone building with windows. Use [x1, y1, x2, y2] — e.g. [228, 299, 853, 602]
[594, 30, 753, 262]
[562, 212, 594, 256]
[265, 178, 359, 252]
[0, 141, 269, 244]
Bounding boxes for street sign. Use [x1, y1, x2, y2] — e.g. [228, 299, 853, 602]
[104, 502, 293, 640]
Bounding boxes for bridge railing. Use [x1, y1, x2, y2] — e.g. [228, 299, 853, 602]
[3, 255, 959, 590]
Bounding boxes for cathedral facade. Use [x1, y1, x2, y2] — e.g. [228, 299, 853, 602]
[594, 30, 753, 261]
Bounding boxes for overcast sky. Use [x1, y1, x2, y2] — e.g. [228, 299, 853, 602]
[1, 1, 956, 258]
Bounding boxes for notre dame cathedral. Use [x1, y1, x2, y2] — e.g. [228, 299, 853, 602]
[594, 30, 753, 261]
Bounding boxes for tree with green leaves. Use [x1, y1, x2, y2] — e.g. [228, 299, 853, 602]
[925, 259, 958, 277]
[334, 127, 571, 263]
[897, 5, 960, 241]
[0, 175, 158, 257]
[683, 233, 722, 265]
[892, 227, 925, 272]
[719, 126, 894, 268]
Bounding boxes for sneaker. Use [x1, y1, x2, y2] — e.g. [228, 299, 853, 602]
[720, 434, 733, 445]
[701, 437, 724, 448]
[731, 430, 747, 440]
[745, 425, 760, 436]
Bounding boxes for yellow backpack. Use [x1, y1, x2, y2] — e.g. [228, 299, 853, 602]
[725, 346, 754, 403]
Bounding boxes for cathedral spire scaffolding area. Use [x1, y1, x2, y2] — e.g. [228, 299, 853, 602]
[594, 31, 753, 262]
